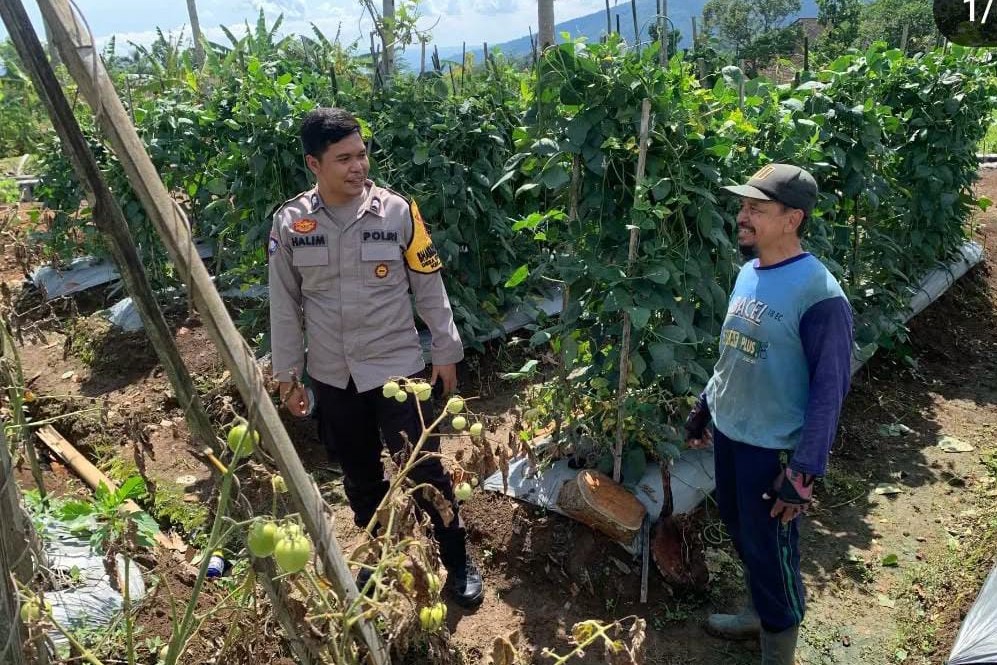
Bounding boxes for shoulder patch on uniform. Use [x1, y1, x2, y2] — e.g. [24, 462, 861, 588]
[268, 234, 279, 256]
[404, 201, 443, 274]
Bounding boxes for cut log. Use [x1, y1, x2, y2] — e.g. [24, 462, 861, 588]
[557, 469, 646, 544]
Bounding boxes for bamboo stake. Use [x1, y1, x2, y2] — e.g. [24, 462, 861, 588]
[31, 2, 390, 661]
[0, 0, 218, 460]
[631, 0, 640, 54]
[658, 0, 668, 67]
[605, 0, 612, 35]
[691, 16, 698, 47]
[803, 36, 810, 71]
[613, 99, 652, 483]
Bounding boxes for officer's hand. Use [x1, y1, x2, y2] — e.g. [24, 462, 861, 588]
[279, 381, 310, 417]
[430, 363, 458, 396]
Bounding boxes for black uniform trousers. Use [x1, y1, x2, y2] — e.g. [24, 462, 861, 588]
[312, 376, 467, 569]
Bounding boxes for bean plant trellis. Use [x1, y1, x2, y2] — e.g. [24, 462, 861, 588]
[30, 20, 997, 475]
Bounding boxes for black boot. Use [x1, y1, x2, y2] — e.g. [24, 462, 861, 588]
[435, 528, 483, 608]
[445, 555, 484, 608]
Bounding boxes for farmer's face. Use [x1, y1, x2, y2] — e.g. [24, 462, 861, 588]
[735, 197, 801, 259]
[306, 131, 369, 203]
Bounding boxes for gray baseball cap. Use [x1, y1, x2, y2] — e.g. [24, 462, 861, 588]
[722, 163, 818, 214]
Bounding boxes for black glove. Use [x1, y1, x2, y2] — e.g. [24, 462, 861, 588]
[684, 392, 712, 441]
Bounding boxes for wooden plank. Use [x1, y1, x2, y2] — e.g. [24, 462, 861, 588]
[32, 2, 389, 661]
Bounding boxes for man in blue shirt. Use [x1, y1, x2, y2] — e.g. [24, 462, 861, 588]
[685, 164, 853, 664]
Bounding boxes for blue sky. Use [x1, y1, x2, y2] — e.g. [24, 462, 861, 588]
[4, 1, 611, 52]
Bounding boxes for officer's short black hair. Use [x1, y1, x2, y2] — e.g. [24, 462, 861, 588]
[300, 108, 361, 159]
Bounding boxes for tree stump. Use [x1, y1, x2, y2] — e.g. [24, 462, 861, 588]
[557, 470, 646, 544]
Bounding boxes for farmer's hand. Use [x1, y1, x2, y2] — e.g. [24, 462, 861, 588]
[431, 363, 458, 396]
[279, 381, 310, 417]
[764, 468, 815, 524]
[684, 394, 713, 449]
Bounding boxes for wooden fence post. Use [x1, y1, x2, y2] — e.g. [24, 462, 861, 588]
[28, 1, 390, 661]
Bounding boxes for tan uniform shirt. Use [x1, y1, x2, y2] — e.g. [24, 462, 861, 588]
[268, 181, 464, 393]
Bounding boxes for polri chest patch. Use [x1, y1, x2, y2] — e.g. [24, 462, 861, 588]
[374, 263, 389, 279]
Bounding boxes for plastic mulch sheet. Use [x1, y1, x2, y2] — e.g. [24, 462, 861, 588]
[948, 563, 997, 665]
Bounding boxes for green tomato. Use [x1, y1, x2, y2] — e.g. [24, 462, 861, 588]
[19, 599, 49, 622]
[247, 519, 279, 558]
[271, 474, 288, 494]
[445, 397, 465, 414]
[227, 422, 259, 458]
[394, 390, 409, 403]
[382, 381, 400, 398]
[419, 606, 434, 630]
[279, 522, 303, 539]
[415, 382, 432, 402]
[454, 482, 473, 502]
[451, 416, 467, 431]
[427, 573, 441, 594]
[399, 570, 415, 591]
[469, 422, 484, 437]
[430, 602, 446, 628]
[273, 533, 312, 574]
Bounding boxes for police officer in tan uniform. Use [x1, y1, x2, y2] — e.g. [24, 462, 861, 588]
[268, 107, 483, 607]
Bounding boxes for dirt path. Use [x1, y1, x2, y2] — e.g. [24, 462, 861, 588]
[6, 172, 997, 664]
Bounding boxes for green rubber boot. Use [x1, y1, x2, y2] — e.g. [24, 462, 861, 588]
[706, 568, 761, 640]
[760, 625, 799, 665]
[705, 603, 762, 640]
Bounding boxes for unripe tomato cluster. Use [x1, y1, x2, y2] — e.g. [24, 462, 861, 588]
[419, 601, 447, 631]
[246, 518, 313, 574]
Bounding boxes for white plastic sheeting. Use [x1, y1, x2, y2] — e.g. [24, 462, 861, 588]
[29, 240, 214, 301]
[948, 563, 997, 664]
[35, 517, 146, 653]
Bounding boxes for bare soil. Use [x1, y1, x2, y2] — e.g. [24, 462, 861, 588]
[6, 172, 997, 664]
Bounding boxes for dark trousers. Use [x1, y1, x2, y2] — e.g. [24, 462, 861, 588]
[713, 427, 805, 633]
[312, 376, 467, 569]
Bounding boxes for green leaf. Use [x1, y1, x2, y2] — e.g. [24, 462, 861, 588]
[529, 330, 552, 347]
[504, 264, 529, 288]
[881, 553, 899, 567]
[117, 476, 147, 502]
[412, 146, 430, 165]
[629, 307, 651, 330]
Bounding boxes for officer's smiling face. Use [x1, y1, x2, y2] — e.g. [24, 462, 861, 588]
[307, 131, 369, 204]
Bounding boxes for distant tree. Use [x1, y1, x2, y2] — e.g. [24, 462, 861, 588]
[816, 0, 861, 56]
[702, 0, 801, 71]
[857, 0, 935, 52]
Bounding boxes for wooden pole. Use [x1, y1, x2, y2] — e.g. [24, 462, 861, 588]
[737, 58, 745, 108]
[613, 99, 652, 483]
[658, 0, 668, 66]
[0, 0, 217, 458]
[803, 36, 809, 71]
[31, 1, 390, 662]
[538, 0, 555, 49]
[0, 428, 30, 665]
[616, 14, 621, 38]
[691, 16, 698, 48]
[185, 0, 205, 68]
[900, 22, 909, 53]
[419, 39, 425, 75]
[631, 0, 640, 54]
[605, 0, 612, 35]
